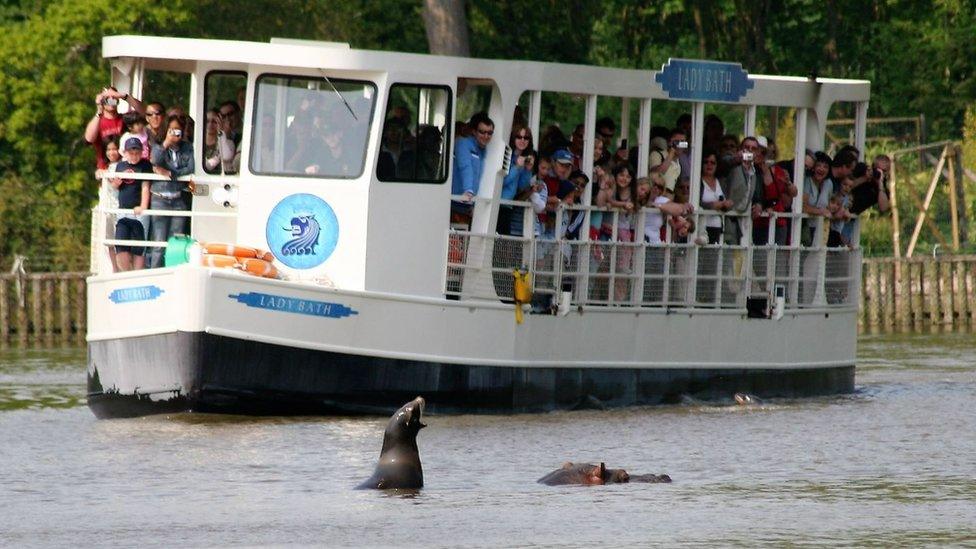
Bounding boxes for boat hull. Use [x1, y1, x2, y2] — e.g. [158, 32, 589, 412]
[87, 331, 854, 418]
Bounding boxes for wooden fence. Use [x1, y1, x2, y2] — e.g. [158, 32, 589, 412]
[0, 272, 88, 347]
[860, 255, 976, 331]
[0, 259, 972, 345]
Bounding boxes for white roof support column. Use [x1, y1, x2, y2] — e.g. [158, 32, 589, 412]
[689, 101, 705, 212]
[744, 105, 757, 137]
[637, 98, 651, 178]
[528, 90, 541, 147]
[854, 101, 869, 160]
[791, 108, 809, 217]
[582, 94, 597, 184]
[620, 98, 631, 145]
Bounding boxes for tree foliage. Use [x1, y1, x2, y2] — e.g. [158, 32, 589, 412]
[0, 0, 974, 266]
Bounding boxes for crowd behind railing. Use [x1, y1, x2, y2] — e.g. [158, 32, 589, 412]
[84, 86, 244, 273]
[446, 109, 884, 310]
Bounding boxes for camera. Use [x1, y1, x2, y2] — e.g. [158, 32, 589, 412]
[171, 129, 183, 137]
[102, 97, 118, 107]
[873, 168, 883, 181]
[676, 140, 688, 149]
[741, 151, 754, 162]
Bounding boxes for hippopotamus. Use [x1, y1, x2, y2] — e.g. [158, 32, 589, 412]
[733, 392, 764, 406]
[356, 396, 426, 490]
[537, 462, 671, 486]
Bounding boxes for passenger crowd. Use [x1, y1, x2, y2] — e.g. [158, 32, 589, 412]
[85, 87, 244, 272]
[450, 109, 890, 251]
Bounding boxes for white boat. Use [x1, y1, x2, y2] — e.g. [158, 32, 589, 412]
[86, 35, 869, 418]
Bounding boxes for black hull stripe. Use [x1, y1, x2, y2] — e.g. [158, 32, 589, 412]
[87, 332, 855, 418]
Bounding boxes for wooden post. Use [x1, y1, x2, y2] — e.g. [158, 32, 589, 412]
[858, 261, 867, 331]
[866, 261, 880, 329]
[43, 279, 55, 346]
[965, 261, 976, 326]
[940, 259, 954, 327]
[926, 261, 941, 325]
[911, 260, 924, 330]
[16, 277, 27, 347]
[0, 278, 8, 348]
[884, 260, 896, 330]
[947, 147, 960, 252]
[73, 277, 86, 343]
[953, 145, 969, 245]
[953, 259, 968, 327]
[906, 148, 948, 258]
[896, 259, 909, 329]
[890, 157, 901, 258]
[30, 276, 41, 344]
[59, 278, 71, 343]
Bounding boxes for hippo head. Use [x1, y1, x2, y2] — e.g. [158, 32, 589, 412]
[603, 466, 630, 484]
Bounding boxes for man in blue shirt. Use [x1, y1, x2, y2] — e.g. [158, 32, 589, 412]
[451, 112, 494, 225]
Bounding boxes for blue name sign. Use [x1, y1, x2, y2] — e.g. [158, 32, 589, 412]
[228, 292, 358, 319]
[654, 59, 754, 103]
[109, 285, 165, 304]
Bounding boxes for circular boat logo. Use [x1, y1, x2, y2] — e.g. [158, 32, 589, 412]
[266, 193, 339, 269]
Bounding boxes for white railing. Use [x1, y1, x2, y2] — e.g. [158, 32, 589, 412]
[446, 196, 861, 312]
[91, 171, 239, 273]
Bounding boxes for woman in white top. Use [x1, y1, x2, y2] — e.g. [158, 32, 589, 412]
[638, 175, 690, 244]
[699, 151, 733, 244]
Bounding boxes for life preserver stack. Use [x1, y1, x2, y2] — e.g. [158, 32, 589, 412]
[199, 242, 279, 279]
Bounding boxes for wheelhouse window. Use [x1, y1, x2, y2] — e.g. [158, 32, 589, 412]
[203, 71, 247, 175]
[250, 74, 376, 178]
[376, 84, 452, 183]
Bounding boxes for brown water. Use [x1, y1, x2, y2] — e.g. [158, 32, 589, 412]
[1, 333, 975, 547]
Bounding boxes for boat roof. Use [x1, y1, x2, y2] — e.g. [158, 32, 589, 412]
[102, 35, 870, 108]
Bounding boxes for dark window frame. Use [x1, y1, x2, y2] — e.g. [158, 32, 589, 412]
[376, 83, 453, 185]
[248, 72, 378, 180]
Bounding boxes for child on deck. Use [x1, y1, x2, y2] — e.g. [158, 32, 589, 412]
[111, 137, 152, 271]
[119, 111, 151, 160]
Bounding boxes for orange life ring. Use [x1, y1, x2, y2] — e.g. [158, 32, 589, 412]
[241, 257, 279, 279]
[201, 242, 260, 259]
[201, 254, 239, 268]
[253, 248, 276, 262]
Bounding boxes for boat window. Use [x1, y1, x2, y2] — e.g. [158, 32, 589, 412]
[250, 74, 376, 179]
[376, 84, 452, 183]
[203, 71, 247, 175]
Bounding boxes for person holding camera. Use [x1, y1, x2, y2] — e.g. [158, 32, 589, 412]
[649, 130, 686, 195]
[722, 136, 763, 245]
[147, 114, 195, 268]
[84, 87, 145, 171]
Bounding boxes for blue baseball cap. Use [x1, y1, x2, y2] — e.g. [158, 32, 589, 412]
[124, 137, 142, 151]
[552, 149, 573, 164]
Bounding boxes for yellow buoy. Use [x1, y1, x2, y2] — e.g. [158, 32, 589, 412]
[513, 268, 532, 324]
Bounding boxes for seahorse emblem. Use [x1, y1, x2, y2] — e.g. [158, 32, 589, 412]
[281, 215, 320, 256]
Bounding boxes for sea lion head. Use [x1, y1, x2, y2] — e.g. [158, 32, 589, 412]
[382, 396, 426, 445]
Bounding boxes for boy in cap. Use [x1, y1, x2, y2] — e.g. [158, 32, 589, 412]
[110, 137, 152, 271]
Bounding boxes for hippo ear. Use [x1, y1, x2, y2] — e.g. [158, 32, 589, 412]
[599, 462, 607, 480]
[561, 462, 574, 469]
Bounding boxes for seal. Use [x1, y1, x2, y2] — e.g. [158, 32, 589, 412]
[538, 462, 671, 486]
[356, 396, 426, 490]
[733, 392, 764, 406]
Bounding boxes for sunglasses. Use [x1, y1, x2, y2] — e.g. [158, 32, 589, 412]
[515, 134, 529, 140]
[476, 129, 494, 136]
[146, 111, 162, 116]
